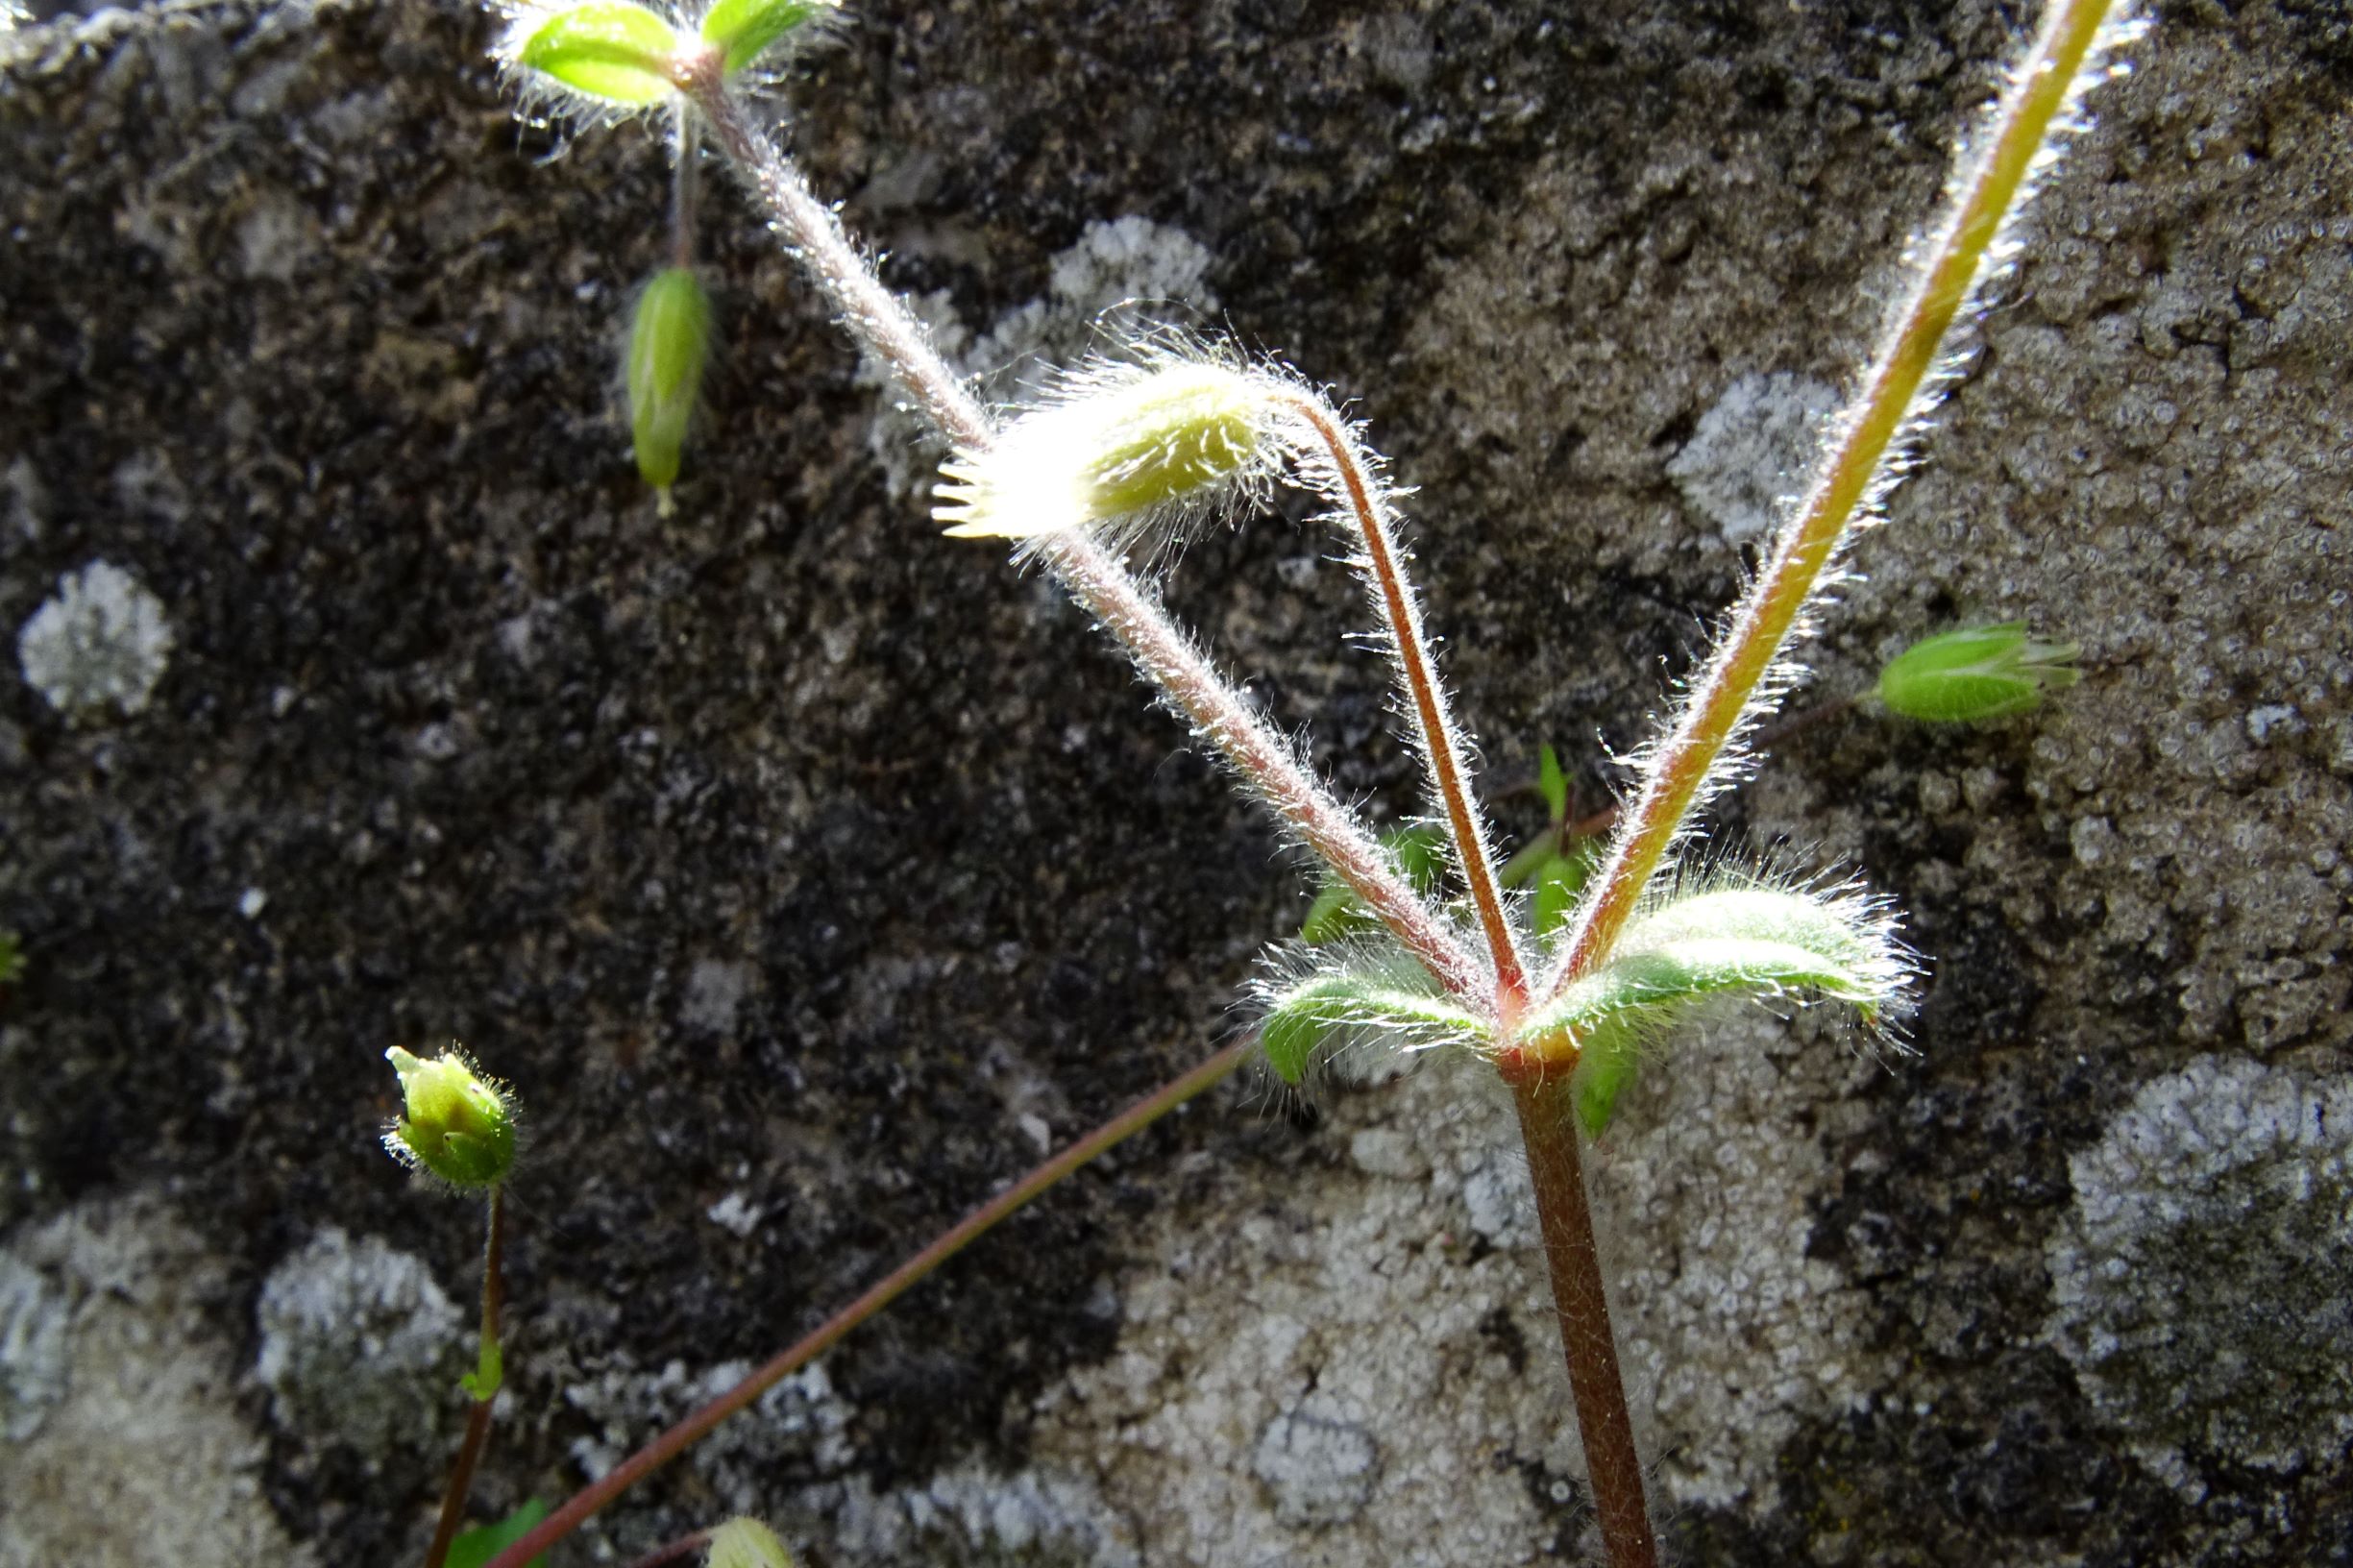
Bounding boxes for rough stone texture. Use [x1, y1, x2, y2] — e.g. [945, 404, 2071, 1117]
[3, 2, 2349, 1565]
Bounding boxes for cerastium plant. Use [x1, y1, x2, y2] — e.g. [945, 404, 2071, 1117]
[463, 2, 2144, 1564]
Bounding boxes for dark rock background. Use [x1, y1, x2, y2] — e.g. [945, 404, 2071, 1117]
[2, 2, 2347, 1565]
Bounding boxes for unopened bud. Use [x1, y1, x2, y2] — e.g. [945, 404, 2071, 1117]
[937, 359, 1280, 541]
[628, 266, 714, 511]
[383, 1045, 517, 1189]
[1876, 622, 2080, 723]
[512, 0, 687, 108]
[699, 0, 837, 75]
[705, 1517, 795, 1568]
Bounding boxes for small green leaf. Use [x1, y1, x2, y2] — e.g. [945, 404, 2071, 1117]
[699, 0, 830, 75]
[1530, 848, 1594, 939]
[1299, 824, 1447, 944]
[1521, 882, 1906, 1134]
[0, 931, 23, 989]
[1875, 621, 2079, 723]
[447, 1500, 550, 1568]
[516, 0, 683, 108]
[628, 266, 714, 509]
[460, 1336, 504, 1402]
[1258, 965, 1484, 1084]
[1536, 744, 1568, 822]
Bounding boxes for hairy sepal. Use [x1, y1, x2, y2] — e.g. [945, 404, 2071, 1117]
[699, 0, 837, 76]
[1256, 952, 1486, 1085]
[1522, 881, 1909, 1134]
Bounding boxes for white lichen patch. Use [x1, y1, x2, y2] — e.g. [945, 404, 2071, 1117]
[0, 1196, 311, 1568]
[1666, 372, 1841, 544]
[253, 1227, 465, 1464]
[16, 559, 174, 724]
[2045, 1056, 2353, 1495]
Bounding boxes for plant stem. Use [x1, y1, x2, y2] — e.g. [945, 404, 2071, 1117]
[478, 1041, 1251, 1568]
[683, 78, 1480, 996]
[425, 1186, 508, 1568]
[1282, 395, 1523, 1005]
[670, 99, 699, 271]
[623, 1527, 716, 1568]
[1510, 1078, 1655, 1568]
[1532, 0, 2127, 1010]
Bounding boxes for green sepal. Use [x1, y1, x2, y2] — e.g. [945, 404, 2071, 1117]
[706, 1518, 797, 1568]
[699, 0, 827, 75]
[1875, 621, 2080, 723]
[447, 1500, 550, 1568]
[1300, 823, 1446, 944]
[1522, 885, 1903, 1134]
[460, 1336, 504, 1403]
[628, 266, 714, 503]
[517, 1, 683, 107]
[1259, 968, 1484, 1085]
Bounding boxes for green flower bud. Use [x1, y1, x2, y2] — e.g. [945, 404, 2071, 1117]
[1876, 621, 2080, 723]
[705, 1518, 796, 1568]
[937, 358, 1283, 540]
[628, 266, 714, 512]
[699, 0, 836, 76]
[512, 0, 686, 109]
[383, 1045, 517, 1189]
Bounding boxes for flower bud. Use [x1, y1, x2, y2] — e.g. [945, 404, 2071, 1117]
[936, 358, 1282, 541]
[705, 1517, 796, 1568]
[1876, 621, 2080, 723]
[699, 0, 837, 76]
[511, 0, 687, 109]
[383, 1045, 517, 1189]
[628, 266, 714, 512]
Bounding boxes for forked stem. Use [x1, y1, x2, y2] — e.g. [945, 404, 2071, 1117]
[684, 79, 1480, 996]
[478, 1041, 1250, 1568]
[1282, 395, 1524, 1006]
[1533, 0, 2130, 1008]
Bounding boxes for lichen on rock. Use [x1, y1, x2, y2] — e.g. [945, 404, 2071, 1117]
[2045, 1056, 2353, 1497]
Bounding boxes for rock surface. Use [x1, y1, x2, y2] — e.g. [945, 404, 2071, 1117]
[3, 1, 2349, 1564]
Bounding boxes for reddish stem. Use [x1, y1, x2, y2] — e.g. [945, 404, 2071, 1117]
[1510, 1076, 1655, 1568]
[1283, 395, 1524, 1006]
[478, 1041, 1249, 1568]
[425, 1187, 507, 1568]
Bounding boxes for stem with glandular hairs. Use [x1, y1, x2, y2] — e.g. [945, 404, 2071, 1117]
[1533, 0, 2129, 1012]
[681, 75, 1480, 996]
[424, 1186, 507, 1568]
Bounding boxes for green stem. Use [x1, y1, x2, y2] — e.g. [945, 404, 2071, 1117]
[478, 1041, 1250, 1568]
[425, 1186, 507, 1568]
[1532, 0, 2128, 1010]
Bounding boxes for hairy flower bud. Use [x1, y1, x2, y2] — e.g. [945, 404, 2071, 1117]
[936, 357, 1284, 541]
[1876, 621, 2080, 723]
[510, 0, 686, 109]
[705, 1517, 796, 1568]
[628, 266, 715, 511]
[383, 1045, 517, 1189]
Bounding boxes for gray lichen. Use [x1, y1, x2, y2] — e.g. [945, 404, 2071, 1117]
[2046, 1056, 2353, 1496]
[14, 558, 173, 724]
[253, 1228, 465, 1466]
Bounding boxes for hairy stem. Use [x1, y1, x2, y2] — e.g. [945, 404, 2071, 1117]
[478, 1041, 1250, 1568]
[1283, 395, 1523, 1004]
[1533, 0, 2127, 1009]
[685, 79, 1480, 996]
[1511, 1079, 1655, 1568]
[424, 1186, 507, 1568]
